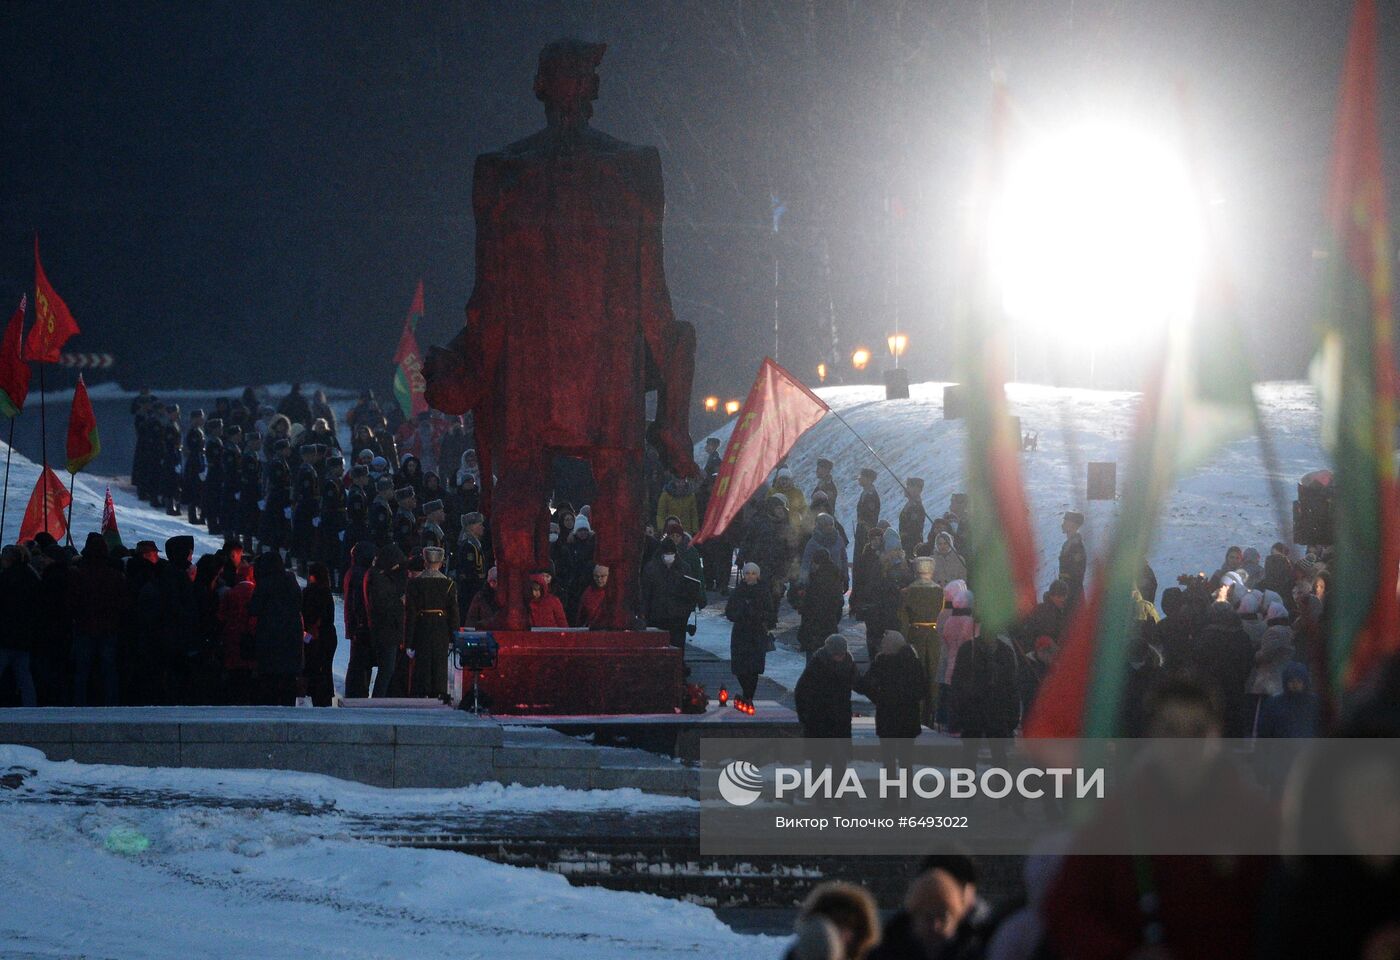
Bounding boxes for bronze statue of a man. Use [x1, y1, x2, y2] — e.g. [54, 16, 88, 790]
[426, 39, 700, 630]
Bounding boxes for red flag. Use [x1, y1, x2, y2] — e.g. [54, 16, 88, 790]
[393, 281, 428, 419]
[0, 294, 29, 417]
[26, 237, 81, 364]
[101, 485, 122, 549]
[693, 358, 829, 544]
[65, 373, 101, 474]
[19, 465, 71, 543]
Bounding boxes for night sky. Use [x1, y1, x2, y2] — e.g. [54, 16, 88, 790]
[2, 1, 1397, 406]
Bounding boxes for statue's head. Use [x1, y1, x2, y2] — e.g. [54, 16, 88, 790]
[535, 39, 606, 127]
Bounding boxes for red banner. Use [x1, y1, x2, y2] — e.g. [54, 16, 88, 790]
[692, 358, 829, 544]
[393, 281, 428, 419]
[102, 485, 120, 539]
[26, 237, 80, 364]
[19, 465, 72, 543]
[0, 295, 29, 417]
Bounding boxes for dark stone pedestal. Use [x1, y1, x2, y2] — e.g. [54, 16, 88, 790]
[474, 629, 683, 715]
[884, 367, 910, 400]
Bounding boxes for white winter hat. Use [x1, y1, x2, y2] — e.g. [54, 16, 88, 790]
[945, 579, 968, 607]
[742, 561, 761, 576]
[573, 515, 592, 534]
[1236, 590, 1263, 616]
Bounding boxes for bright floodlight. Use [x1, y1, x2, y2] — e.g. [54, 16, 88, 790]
[993, 121, 1202, 340]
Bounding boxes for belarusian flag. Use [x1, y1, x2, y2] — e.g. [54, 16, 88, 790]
[26, 236, 80, 364]
[1314, 0, 1400, 693]
[0, 295, 29, 418]
[19, 465, 71, 543]
[101, 485, 123, 551]
[958, 84, 1038, 634]
[65, 374, 100, 474]
[393, 281, 429, 420]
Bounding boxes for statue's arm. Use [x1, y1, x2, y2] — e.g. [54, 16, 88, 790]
[637, 147, 700, 478]
[425, 156, 500, 416]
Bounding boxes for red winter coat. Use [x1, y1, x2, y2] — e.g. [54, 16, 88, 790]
[529, 592, 569, 628]
[219, 580, 257, 671]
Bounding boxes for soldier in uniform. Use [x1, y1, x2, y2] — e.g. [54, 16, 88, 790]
[1058, 510, 1088, 608]
[220, 425, 244, 541]
[239, 434, 263, 551]
[898, 477, 929, 557]
[812, 457, 838, 513]
[403, 545, 460, 700]
[368, 477, 395, 551]
[131, 392, 161, 503]
[317, 451, 348, 588]
[453, 511, 489, 619]
[392, 486, 419, 555]
[181, 426, 208, 526]
[260, 438, 294, 555]
[854, 467, 881, 555]
[203, 418, 225, 534]
[161, 404, 184, 515]
[419, 499, 447, 551]
[290, 443, 323, 573]
[343, 465, 372, 570]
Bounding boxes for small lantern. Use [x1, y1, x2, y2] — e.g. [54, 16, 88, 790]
[851, 348, 871, 371]
[704, 395, 719, 412]
[718, 686, 729, 706]
[816, 362, 828, 383]
[724, 399, 742, 416]
[887, 333, 909, 358]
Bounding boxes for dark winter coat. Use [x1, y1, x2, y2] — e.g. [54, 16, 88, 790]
[404, 570, 459, 655]
[725, 579, 775, 677]
[301, 580, 338, 673]
[1187, 614, 1255, 737]
[641, 556, 698, 626]
[949, 637, 1021, 736]
[1059, 532, 1087, 601]
[898, 497, 927, 554]
[0, 562, 39, 652]
[158, 562, 203, 659]
[796, 557, 846, 654]
[855, 642, 927, 739]
[366, 558, 407, 655]
[1257, 662, 1320, 738]
[794, 649, 855, 738]
[249, 559, 303, 676]
[67, 549, 130, 638]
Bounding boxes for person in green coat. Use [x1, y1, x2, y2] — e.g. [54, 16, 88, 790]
[898, 557, 945, 727]
[404, 546, 460, 700]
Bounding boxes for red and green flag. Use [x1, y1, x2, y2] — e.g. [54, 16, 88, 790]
[0, 295, 29, 418]
[65, 374, 100, 474]
[25, 236, 80, 364]
[1314, 0, 1400, 694]
[392, 281, 429, 420]
[958, 84, 1038, 634]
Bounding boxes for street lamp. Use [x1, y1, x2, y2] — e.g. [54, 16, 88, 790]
[816, 362, 828, 383]
[887, 333, 909, 368]
[851, 348, 871, 372]
[703, 396, 719, 413]
[724, 399, 741, 416]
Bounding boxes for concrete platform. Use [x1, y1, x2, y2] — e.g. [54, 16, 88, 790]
[504, 700, 803, 759]
[0, 707, 697, 796]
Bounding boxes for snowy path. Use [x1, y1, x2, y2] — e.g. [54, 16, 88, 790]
[0, 745, 772, 959]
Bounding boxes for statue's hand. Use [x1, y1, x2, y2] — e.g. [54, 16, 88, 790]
[649, 422, 702, 480]
[423, 346, 473, 415]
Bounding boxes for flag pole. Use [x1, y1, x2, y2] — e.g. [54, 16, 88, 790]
[66, 470, 75, 546]
[39, 362, 47, 531]
[0, 417, 13, 543]
[823, 407, 907, 491]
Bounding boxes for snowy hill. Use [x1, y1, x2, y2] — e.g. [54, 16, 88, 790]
[695, 380, 1326, 590]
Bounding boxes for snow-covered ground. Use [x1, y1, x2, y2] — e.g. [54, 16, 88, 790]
[0, 745, 769, 959]
[696, 380, 1324, 593]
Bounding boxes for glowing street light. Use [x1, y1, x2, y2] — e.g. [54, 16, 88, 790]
[703, 395, 719, 412]
[724, 399, 741, 416]
[851, 348, 871, 371]
[816, 362, 828, 383]
[887, 333, 909, 368]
